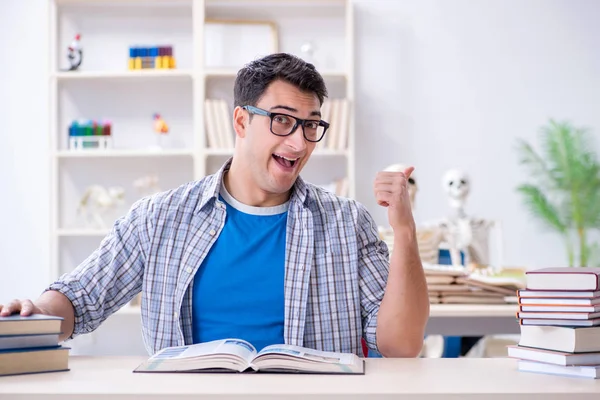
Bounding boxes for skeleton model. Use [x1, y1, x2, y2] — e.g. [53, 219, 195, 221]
[438, 169, 498, 267]
[78, 185, 125, 229]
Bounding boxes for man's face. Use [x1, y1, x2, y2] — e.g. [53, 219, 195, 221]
[238, 80, 321, 196]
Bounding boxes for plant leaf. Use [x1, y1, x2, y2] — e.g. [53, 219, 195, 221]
[514, 138, 555, 191]
[516, 184, 566, 233]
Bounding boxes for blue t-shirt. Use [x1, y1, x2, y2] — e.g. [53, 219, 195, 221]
[191, 183, 288, 351]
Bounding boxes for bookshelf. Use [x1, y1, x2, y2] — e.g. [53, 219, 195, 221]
[48, 0, 354, 352]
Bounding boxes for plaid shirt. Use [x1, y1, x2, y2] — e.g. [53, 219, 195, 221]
[48, 160, 390, 356]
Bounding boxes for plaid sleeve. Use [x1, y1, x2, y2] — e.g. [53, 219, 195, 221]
[355, 202, 390, 352]
[46, 197, 151, 338]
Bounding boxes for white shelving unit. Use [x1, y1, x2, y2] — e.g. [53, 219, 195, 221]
[48, 0, 354, 354]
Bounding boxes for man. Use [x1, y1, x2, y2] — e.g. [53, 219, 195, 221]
[0, 53, 429, 358]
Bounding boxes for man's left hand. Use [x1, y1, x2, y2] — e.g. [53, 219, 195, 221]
[374, 166, 416, 231]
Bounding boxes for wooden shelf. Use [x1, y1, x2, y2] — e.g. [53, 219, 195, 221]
[57, 229, 110, 237]
[313, 149, 348, 156]
[115, 306, 141, 316]
[204, 148, 234, 156]
[56, 149, 195, 158]
[204, 69, 347, 80]
[54, 69, 194, 81]
[429, 304, 518, 318]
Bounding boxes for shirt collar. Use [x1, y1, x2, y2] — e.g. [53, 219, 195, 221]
[196, 157, 310, 213]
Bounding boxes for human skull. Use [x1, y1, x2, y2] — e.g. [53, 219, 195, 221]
[384, 163, 417, 209]
[442, 169, 470, 210]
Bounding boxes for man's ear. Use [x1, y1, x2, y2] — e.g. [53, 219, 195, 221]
[233, 106, 247, 138]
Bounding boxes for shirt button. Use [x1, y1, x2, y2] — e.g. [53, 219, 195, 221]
[186, 267, 192, 273]
[299, 265, 304, 271]
[295, 311, 300, 318]
[209, 229, 216, 236]
[174, 312, 178, 319]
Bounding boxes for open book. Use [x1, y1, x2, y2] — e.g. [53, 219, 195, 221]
[134, 339, 364, 374]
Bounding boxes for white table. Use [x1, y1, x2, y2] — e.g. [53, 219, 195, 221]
[0, 356, 598, 399]
[427, 304, 519, 336]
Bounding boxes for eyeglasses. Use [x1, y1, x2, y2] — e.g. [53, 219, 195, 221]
[242, 105, 329, 143]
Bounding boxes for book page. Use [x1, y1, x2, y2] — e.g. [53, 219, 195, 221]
[255, 344, 356, 365]
[135, 339, 257, 372]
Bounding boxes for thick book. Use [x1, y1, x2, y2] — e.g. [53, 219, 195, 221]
[508, 345, 600, 366]
[518, 359, 599, 379]
[0, 333, 60, 351]
[517, 311, 600, 320]
[518, 289, 600, 298]
[519, 304, 600, 313]
[134, 339, 365, 374]
[518, 325, 600, 353]
[526, 267, 600, 291]
[520, 318, 600, 327]
[0, 346, 69, 377]
[0, 314, 63, 336]
[519, 297, 600, 306]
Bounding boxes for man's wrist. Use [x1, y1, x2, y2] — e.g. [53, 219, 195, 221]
[392, 223, 417, 244]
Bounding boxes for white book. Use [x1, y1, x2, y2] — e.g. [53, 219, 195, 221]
[520, 304, 600, 313]
[518, 359, 600, 379]
[326, 99, 339, 150]
[518, 311, 600, 320]
[204, 99, 219, 149]
[508, 345, 600, 366]
[518, 325, 600, 353]
[518, 289, 600, 298]
[521, 318, 600, 327]
[336, 98, 349, 150]
[134, 339, 364, 375]
[526, 267, 600, 291]
[316, 100, 331, 151]
[519, 297, 600, 306]
[218, 99, 235, 149]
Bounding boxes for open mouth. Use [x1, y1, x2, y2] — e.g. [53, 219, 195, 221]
[272, 154, 298, 169]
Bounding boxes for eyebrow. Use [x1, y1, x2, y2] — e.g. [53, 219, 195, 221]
[269, 105, 321, 118]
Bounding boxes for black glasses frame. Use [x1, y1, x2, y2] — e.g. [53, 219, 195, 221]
[242, 105, 329, 143]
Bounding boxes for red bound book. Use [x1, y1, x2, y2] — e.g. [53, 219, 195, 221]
[526, 268, 600, 291]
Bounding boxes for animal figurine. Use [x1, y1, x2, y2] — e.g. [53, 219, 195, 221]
[78, 185, 125, 228]
[64, 34, 82, 71]
[153, 113, 169, 134]
[133, 175, 161, 198]
[151, 113, 169, 149]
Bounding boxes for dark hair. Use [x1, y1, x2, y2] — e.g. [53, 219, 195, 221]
[233, 53, 328, 109]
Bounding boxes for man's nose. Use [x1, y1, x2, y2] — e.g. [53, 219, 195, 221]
[285, 125, 307, 151]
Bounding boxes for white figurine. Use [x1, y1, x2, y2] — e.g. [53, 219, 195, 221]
[78, 185, 125, 228]
[133, 175, 161, 198]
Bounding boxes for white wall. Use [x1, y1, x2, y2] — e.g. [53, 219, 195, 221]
[0, 0, 51, 302]
[353, 0, 600, 269]
[1, 0, 599, 351]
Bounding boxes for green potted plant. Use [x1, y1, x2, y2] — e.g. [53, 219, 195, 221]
[515, 119, 600, 267]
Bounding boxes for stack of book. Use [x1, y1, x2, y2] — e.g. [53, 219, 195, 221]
[424, 263, 524, 304]
[509, 267, 600, 379]
[0, 314, 69, 376]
